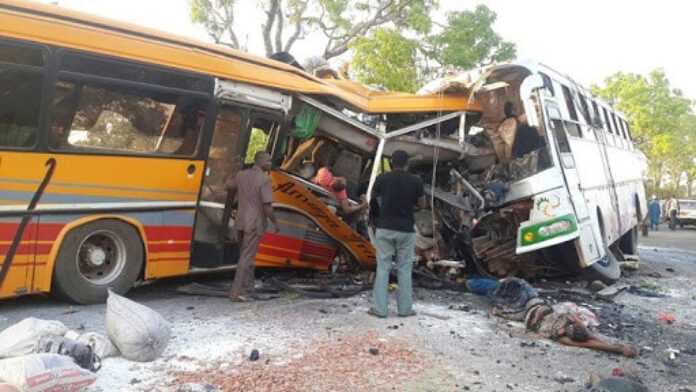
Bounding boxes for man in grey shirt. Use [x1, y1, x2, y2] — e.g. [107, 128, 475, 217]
[226, 151, 279, 302]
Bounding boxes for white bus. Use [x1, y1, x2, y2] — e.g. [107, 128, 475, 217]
[366, 60, 648, 282]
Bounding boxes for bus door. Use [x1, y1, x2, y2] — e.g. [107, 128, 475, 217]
[592, 125, 622, 235]
[545, 101, 601, 263]
[191, 105, 286, 268]
[545, 102, 589, 220]
[191, 106, 248, 268]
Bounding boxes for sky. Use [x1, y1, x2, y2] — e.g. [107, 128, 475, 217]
[38, 0, 696, 101]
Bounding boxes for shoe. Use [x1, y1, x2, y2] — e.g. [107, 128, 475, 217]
[398, 310, 417, 318]
[367, 308, 387, 318]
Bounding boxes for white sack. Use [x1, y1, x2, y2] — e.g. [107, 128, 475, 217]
[0, 319, 67, 359]
[105, 290, 171, 362]
[0, 354, 96, 392]
[76, 332, 119, 359]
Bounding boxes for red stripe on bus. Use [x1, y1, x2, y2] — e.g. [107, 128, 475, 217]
[144, 226, 193, 241]
[0, 243, 52, 255]
[148, 257, 190, 263]
[147, 243, 192, 253]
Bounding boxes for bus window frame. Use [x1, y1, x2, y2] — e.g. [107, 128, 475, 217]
[45, 51, 215, 160]
[0, 38, 51, 152]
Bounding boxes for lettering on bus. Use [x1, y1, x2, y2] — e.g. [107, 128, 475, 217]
[270, 172, 375, 264]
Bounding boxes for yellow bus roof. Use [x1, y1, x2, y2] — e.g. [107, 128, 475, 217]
[0, 0, 480, 114]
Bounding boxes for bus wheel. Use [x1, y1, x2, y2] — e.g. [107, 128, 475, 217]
[619, 227, 638, 256]
[585, 211, 620, 283]
[53, 219, 143, 304]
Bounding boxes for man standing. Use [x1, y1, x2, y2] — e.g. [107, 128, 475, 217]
[226, 151, 279, 302]
[648, 195, 661, 231]
[665, 195, 680, 230]
[369, 150, 426, 318]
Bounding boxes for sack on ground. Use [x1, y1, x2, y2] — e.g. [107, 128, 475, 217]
[106, 290, 171, 362]
[0, 354, 96, 392]
[35, 336, 101, 372]
[75, 332, 119, 359]
[0, 383, 19, 392]
[0, 318, 67, 358]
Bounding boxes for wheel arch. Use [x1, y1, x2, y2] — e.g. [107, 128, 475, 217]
[43, 214, 149, 292]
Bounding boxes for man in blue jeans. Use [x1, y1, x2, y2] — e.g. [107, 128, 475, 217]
[368, 150, 426, 318]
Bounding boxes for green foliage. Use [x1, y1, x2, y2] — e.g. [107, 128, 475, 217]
[350, 28, 419, 92]
[429, 5, 516, 70]
[244, 128, 269, 164]
[593, 69, 695, 196]
[190, 1, 514, 92]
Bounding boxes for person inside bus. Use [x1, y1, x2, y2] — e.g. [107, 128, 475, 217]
[313, 156, 368, 216]
[226, 151, 279, 302]
[511, 113, 544, 159]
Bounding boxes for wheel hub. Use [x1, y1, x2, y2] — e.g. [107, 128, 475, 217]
[85, 245, 107, 267]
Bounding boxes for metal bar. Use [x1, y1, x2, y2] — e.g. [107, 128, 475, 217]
[298, 95, 383, 138]
[366, 138, 386, 202]
[450, 168, 486, 210]
[384, 111, 465, 140]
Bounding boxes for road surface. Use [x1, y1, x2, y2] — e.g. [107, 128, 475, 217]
[0, 229, 695, 391]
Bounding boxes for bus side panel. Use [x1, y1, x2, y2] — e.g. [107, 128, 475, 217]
[146, 210, 195, 279]
[1, 152, 203, 295]
[0, 218, 38, 298]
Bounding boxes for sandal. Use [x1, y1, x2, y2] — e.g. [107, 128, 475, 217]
[367, 308, 387, 318]
[229, 295, 249, 303]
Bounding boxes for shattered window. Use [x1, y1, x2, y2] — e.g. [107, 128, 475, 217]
[48, 81, 207, 156]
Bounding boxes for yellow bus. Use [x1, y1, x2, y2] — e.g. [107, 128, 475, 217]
[0, 0, 477, 303]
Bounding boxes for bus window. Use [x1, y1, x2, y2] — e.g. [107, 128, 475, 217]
[243, 117, 282, 165]
[578, 94, 591, 125]
[48, 81, 206, 156]
[201, 107, 245, 203]
[564, 121, 581, 138]
[0, 41, 46, 148]
[591, 100, 602, 128]
[611, 113, 621, 139]
[549, 118, 571, 153]
[602, 108, 613, 133]
[561, 85, 578, 121]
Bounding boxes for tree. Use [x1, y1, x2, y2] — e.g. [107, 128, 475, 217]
[350, 5, 515, 91]
[350, 28, 419, 92]
[593, 70, 693, 195]
[190, 0, 434, 58]
[428, 5, 516, 71]
[191, 2, 515, 92]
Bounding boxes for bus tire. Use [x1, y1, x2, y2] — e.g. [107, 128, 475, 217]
[584, 210, 620, 283]
[619, 227, 638, 256]
[53, 219, 144, 304]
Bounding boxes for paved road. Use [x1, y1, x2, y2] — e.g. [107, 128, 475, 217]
[1, 231, 695, 391]
[640, 223, 696, 253]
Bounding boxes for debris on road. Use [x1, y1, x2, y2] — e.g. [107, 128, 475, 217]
[172, 332, 425, 392]
[0, 318, 68, 358]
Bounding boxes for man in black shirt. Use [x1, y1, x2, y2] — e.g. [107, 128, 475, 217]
[368, 150, 426, 318]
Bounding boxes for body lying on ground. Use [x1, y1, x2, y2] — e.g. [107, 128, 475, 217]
[490, 278, 637, 358]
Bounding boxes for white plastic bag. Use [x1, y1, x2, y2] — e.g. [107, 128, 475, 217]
[0, 319, 67, 358]
[105, 291, 171, 362]
[75, 332, 119, 359]
[0, 354, 96, 392]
